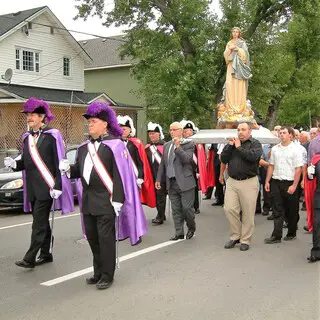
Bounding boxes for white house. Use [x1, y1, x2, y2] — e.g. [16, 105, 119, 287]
[0, 6, 142, 151]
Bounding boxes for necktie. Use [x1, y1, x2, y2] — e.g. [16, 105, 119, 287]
[167, 143, 175, 178]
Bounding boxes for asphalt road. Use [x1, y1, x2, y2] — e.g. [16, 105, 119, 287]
[0, 200, 318, 320]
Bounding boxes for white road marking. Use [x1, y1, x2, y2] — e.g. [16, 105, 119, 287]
[41, 239, 185, 286]
[0, 212, 80, 231]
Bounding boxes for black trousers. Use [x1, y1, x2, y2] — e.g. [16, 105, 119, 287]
[155, 184, 167, 221]
[24, 199, 53, 263]
[205, 164, 224, 203]
[271, 179, 299, 239]
[259, 167, 272, 212]
[311, 209, 320, 258]
[194, 183, 199, 210]
[84, 214, 116, 282]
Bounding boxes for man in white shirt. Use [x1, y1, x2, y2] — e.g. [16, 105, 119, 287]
[264, 126, 303, 244]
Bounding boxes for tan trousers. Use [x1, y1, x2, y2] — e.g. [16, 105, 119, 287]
[224, 176, 259, 244]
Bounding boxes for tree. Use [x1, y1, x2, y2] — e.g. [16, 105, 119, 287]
[75, 0, 319, 128]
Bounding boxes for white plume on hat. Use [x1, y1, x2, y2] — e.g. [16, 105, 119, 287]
[180, 119, 199, 133]
[117, 115, 136, 137]
[147, 122, 164, 140]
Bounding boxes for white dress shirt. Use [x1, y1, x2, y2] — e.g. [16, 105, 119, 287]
[270, 142, 303, 181]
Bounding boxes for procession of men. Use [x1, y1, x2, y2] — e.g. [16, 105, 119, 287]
[3, 97, 320, 291]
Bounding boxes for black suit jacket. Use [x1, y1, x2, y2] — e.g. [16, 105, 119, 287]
[125, 140, 144, 180]
[15, 126, 62, 201]
[70, 138, 124, 216]
[145, 140, 165, 181]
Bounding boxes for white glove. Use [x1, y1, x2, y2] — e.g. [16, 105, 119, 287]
[137, 178, 144, 189]
[59, 159, 70, 175]
[196, 173, 200, 179]
[307, 164, 315, 179]
[50, 189, 62, 199]
[112, 202, 123, 217]
[4, 157, 16, 169]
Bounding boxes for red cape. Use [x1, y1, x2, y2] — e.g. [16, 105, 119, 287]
[196, 144, 208, 194]
[305, 154, 320, 232]
[129, 138, 156, 208]
[207, 149, 216, 188]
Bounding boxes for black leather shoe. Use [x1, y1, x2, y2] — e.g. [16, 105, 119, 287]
[186, 230, 194, 240]
[224, 239, 240, 249]
[262, 211, 269, 216]
[96, 279, 114, 290]
[240, 243, 249, 251]
[307, 256, 319, 263]
[264, 236, 281, 244]
[35, 255, 53, 266]
[303, 226, 311, 233]
[170, 235, 184, 241]
[152, 218, 163, 225]
[86, 276, 101, 285]
[283, 235, 296, 241]
[15, 259, 35, 268]
[267, 215, 274, 220]
[195, 209, 200, 214]
[255, 210, 262, 214]
[212, 202, 223, 206]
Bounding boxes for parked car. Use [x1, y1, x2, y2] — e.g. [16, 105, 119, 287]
[0, 146, 78, 211]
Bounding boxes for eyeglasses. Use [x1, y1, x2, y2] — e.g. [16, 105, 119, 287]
[170, 128, 181, 131]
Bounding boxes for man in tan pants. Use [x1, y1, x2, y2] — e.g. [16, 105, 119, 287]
[220, 123, 262, 251]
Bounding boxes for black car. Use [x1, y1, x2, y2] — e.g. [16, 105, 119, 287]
[0, 147, 78, 211]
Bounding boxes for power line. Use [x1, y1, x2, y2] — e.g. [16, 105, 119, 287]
[1, 14, 127, 43]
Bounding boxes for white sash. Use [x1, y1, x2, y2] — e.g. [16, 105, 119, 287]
[193, 153, 198, 165]
[28, 135, 55, 189]
[87, 143, 113, 197]
[131, 158, 139, 178]
[150, 145, 162, 164]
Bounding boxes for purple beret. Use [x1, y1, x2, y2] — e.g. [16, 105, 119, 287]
[22, 97, 55, 123]
[83, 102, 123, 137]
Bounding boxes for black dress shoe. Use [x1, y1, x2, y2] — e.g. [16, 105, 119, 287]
[170, 235, 184, 241]
[152, 218, 163, 225]
[195, 209, 200, 214]
[283, 235, 296, 241]
[267, 215, 274, 220]
[15, 259, 35, 269]
[96, 279, 114, 290]
[264, 236, 281, 244]
[35, 255, 53, 266]
[303, 226, 311, 233]
[86, 276, 101, 285]
[240, 243, 249, 251]
[307, 256, 319, 263]
[262, 211, 269, 216]
[224, 239, 240, 249]
[212, 202, 223, 206]
[186, 230, 194, 240]
[255, 210, 262, 214]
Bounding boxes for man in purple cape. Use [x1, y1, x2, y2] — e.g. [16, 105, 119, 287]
[4, 97, 74, 269]
[59, 101, 146, 290]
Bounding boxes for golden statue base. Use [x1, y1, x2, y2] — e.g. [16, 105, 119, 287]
[216, 102, 259, 129]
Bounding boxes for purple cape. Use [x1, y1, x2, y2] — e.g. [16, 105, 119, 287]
[22, 129, 74, 214]
[75, 139, 147, 245]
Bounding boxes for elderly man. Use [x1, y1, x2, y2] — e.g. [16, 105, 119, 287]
[221, 122, 263, 251]
[310, 128, 318, 141]
[156, 122, 196, 240]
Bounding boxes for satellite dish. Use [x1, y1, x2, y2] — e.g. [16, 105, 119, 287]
[1, 68, 13, 83]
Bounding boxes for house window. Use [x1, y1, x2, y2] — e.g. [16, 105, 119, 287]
[63, 57, 70, 76]
[15, 48, 40, 72]
[15, 49, 20, 70]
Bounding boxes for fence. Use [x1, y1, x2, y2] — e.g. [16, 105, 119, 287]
[0, 103, 138, 152]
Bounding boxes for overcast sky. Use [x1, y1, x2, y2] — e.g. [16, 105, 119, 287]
[0, 0, 221, 40]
